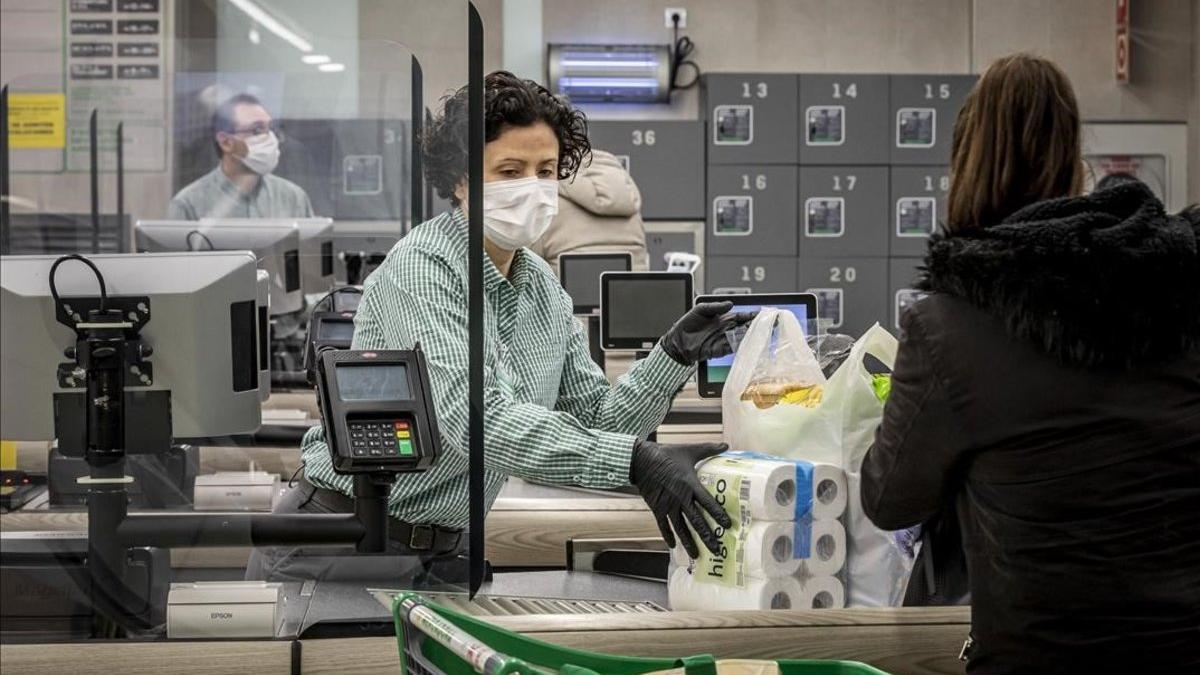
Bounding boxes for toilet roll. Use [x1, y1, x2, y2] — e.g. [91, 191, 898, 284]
[799, 576, 845, 609]
[810, 463, 848, 520]
[669, 568, 806, 611]
[696, 455, 798, 521]
[672, 521, 802, 579]
[799, 519, 846, 577]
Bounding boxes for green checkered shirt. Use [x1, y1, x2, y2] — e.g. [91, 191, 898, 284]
[301, 209, 693, 528]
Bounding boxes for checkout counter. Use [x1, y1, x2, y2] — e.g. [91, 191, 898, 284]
[0, 254, 968, 675]
[0, 421, 971, 675]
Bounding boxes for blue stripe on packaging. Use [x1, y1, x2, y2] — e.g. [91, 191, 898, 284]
[724, 450, 816, 559]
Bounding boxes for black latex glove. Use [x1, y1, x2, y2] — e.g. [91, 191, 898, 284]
[629, 439, 732, 558]
[659, 301, 757, 366]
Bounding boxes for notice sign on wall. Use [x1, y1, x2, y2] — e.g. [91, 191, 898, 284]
[65, 0, 167, 171]
[7, 93, 68, 149]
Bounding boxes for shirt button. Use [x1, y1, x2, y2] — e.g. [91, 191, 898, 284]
[607, 472, 616, 481]
[573, 475, 583, 482]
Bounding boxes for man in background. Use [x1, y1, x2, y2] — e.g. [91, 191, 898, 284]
[168, 93, 314, 220]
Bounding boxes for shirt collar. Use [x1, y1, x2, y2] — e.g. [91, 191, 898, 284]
[212, 165, 263, 201]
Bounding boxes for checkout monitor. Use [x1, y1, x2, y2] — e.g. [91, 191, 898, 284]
[600, 271, 693, 351]
[330, 220, 403, 284]
[695, 292, 817, 398]
[559, 252, 633, 315]
[134, 219, 304, 315]
[208, 217, 338, 296]
[0, 252, 264, 442]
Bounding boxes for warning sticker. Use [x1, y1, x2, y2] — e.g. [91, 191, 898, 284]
[8, 93, 67, 149]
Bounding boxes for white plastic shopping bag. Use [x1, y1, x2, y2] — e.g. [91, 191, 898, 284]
[822, 323, 915, 606]
[721, 308, 840, 465]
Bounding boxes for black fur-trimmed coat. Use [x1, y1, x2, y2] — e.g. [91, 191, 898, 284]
[861, 183, 1200, 673]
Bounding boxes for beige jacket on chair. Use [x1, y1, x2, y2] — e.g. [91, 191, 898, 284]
[530, 149, 649, 275]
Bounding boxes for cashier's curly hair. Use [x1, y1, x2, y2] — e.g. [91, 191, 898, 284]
[423, 71, 591, 207]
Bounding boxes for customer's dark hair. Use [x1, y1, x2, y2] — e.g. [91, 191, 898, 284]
[211, 93, 265, 159]
[423, 71, 590, 206]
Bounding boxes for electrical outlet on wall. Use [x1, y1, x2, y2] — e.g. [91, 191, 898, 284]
[665, 8, 687, 28]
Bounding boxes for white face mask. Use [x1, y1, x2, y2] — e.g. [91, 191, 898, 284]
[238, 131, 280, 175]
[482, 176, 559, 251]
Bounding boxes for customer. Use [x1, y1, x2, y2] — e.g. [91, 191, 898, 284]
[530, 149, 649, 272]
[861, 54, 1200, 673]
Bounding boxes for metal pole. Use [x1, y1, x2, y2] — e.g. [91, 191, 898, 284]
[1, 84, 11, 254]
[467, 1, 486, 598]
[410, 56, 424, 232]
[89, 110, 100, 253]
[116, 122, 124, 251]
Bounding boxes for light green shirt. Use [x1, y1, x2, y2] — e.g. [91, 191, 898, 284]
[167, 167, 314, 220]
[300, 209, 693, 528]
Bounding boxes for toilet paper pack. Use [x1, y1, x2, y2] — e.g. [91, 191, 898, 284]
[669, 567, 806, 611]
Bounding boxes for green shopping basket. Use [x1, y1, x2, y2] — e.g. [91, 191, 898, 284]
[392, 592, 890, 675]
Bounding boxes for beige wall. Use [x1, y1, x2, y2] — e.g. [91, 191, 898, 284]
[974, 0, 1194, 122]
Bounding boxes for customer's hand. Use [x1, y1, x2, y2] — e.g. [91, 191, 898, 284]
[629, 439, 732, 558]
[659, 302, 756, 366]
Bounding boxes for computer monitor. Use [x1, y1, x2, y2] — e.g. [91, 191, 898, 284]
[0, 252, 264, 442]
[256, 270, 271, 402]
[599, 271, 694, 351]
[694, 292, 818, 398]
[330, 220, 403, 284]
[198, 218, 335, 297]
[133, 219, 303, 315]
[559, 252, 633, 316]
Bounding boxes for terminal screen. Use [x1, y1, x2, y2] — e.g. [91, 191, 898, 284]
[563, 257, 629, 313]
[336, 363, 411, 401]
[607, 279, 690, 341]
[705, 304, 810, 384]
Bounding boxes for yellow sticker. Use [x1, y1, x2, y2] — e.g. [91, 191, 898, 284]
[8, 93, 66, 149]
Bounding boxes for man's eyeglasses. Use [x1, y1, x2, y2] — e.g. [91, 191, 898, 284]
[228, 123, 284, 141]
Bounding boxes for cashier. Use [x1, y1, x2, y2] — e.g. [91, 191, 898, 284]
[246, 71, 750, 582]
[167, 93, 314, 220]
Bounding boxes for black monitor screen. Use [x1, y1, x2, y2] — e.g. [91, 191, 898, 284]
[318, 319, 355, 341]
[606, 278, 690, 341]
[335, 363, 411, 401]
[562, 255, 631, 314]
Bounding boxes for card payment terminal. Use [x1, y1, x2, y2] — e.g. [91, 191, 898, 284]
[315, 347, 441, 474]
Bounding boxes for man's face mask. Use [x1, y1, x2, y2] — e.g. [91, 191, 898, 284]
[238, 131, 281, 176]
[481, 177, 559, 251]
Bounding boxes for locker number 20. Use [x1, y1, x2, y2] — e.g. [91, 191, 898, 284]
[829, 266, 857, 283]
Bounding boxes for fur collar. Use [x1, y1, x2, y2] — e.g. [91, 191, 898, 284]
[920, 183, 1200, 367]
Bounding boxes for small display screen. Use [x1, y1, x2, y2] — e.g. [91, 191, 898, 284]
[897, 197, 936, 236]
[705, 304, 810, 384]
[714, 197, 752, 235]
[336, 363, 411, 401]
[897, 108, 935, 147]
[806, 198, 844, 236]
[807, 106, 844, 145]
[319, 318, 355, 341]
[607, 278, 690, 341]
[562, 255, 630, 314]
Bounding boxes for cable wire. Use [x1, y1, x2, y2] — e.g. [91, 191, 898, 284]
[49, 253, 108, 318]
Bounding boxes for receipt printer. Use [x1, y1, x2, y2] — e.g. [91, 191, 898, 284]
[315, 347, 441, 474]
[167, 582, 282, 639]
[193, 472, 280, 512]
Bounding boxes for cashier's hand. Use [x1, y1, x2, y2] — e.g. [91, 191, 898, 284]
[629, 439, 732, 559]
[659, 302, 757, 366]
